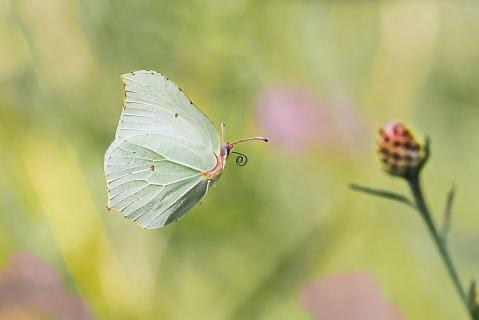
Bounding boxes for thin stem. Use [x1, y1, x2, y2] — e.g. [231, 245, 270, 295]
[408, 175, 470, 317]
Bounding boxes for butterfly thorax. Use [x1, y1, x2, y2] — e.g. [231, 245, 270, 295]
[202, 144, 232, 181]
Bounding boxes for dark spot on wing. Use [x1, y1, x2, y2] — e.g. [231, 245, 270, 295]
[149, 165, 155, 171]
[175, 112, 179, 118]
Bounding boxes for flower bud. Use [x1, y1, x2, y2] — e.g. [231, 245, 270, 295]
[377, 123, 424, 178]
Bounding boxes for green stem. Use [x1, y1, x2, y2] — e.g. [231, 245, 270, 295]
[408, 175, 471, 317]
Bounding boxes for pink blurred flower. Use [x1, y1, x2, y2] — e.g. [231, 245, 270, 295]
[300, 273, 403, 320]
[0, 252, 91, 319]
[256, 87, 326, 152]
[256, 87, 367, 155]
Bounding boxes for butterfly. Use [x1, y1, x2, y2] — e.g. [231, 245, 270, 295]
[104, 70, 268, 229]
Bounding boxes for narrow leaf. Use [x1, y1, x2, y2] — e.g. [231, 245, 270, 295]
[421, 136, 431, 168]
[440, 185, 455, 244]
[350, 183, 415, 209]
[469, 281, 479, 319]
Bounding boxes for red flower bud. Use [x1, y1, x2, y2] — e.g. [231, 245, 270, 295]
[377, 123, 424, 177]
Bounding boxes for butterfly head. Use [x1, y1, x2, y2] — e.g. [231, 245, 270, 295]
[204, 133, 268, 179]
[221, 143, 234, 157]
[219, 123, 268, 162]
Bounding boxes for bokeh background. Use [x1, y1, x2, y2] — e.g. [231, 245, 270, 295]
[1, 0, 479, 319]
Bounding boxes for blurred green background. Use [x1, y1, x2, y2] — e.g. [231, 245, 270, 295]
[1, 0, 479, 319]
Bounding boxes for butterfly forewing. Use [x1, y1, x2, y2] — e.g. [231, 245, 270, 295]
[119, 71, 220, 155]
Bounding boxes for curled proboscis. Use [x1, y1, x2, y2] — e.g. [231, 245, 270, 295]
[231, 151, 248, 166]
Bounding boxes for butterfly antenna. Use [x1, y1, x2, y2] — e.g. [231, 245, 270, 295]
[229, 137, 269, 146]
[221, 122, 226, 145]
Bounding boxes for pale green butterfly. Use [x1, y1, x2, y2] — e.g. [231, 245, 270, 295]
[104, 70, 268, 229]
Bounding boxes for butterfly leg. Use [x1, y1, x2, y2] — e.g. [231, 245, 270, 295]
[199, 179, 212, 205]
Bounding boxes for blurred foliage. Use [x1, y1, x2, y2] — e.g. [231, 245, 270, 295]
[1, 0, 479, 319]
